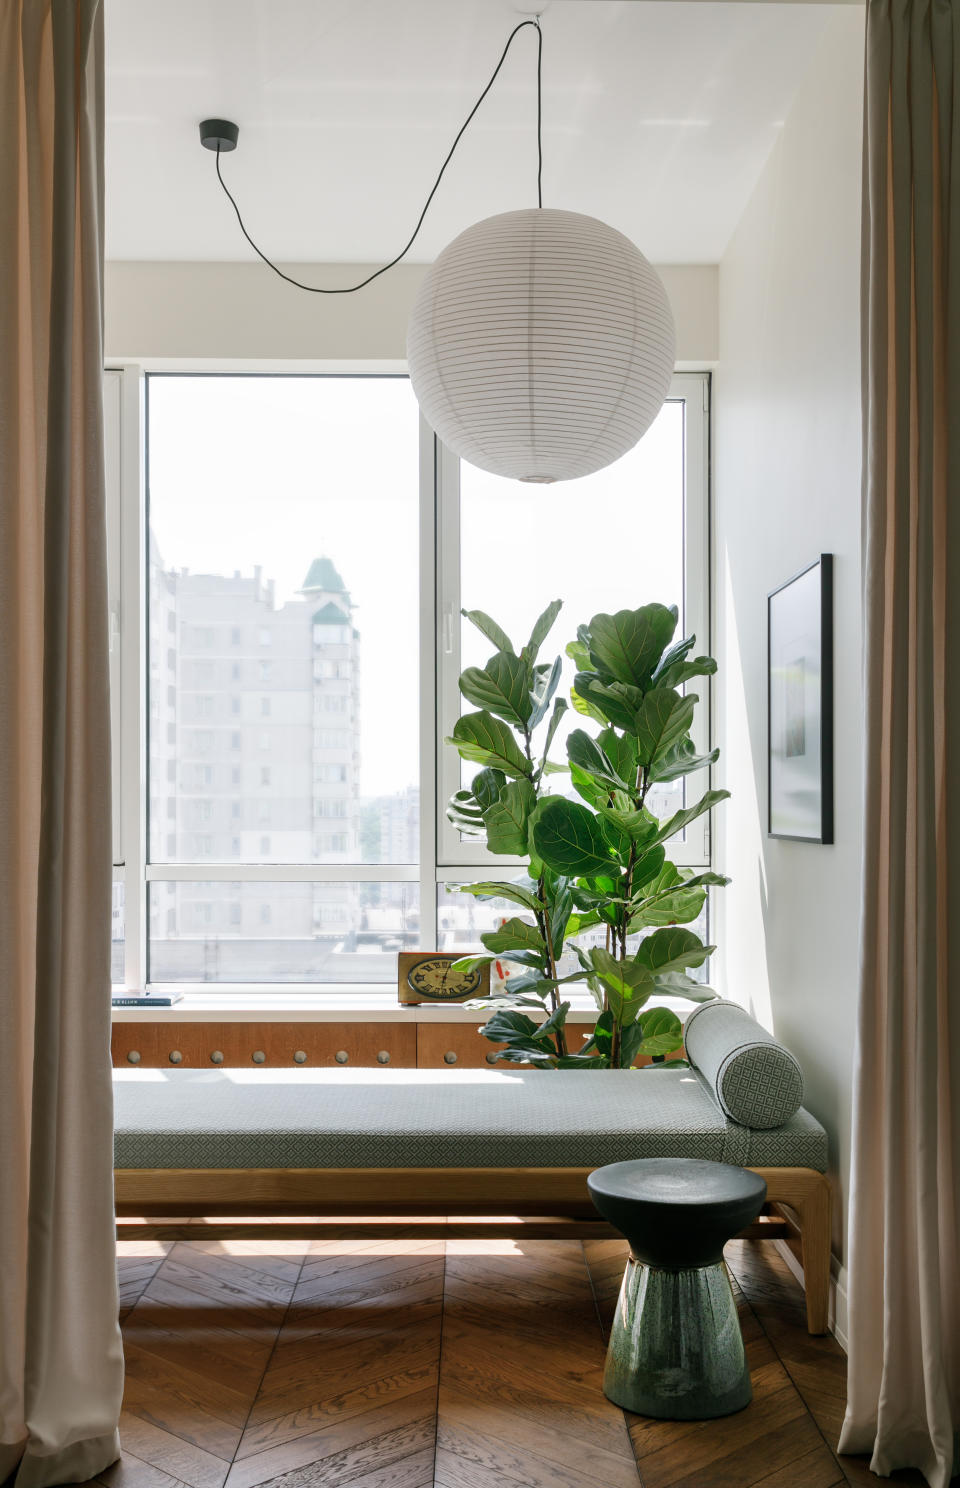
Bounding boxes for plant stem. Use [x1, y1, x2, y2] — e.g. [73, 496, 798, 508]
[524, 722, 568, 1061]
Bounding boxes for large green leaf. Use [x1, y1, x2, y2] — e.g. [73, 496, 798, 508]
[447, 712, 530, 777]
[539, 696, 568, 768]
[528, 656, 562, 728]
[649, 741, 720, 783]
[459, 653, 531, 725]
[461, 608, 515, 656]
[569, 763, 610, 809]
[447, 789, 484, 821]
[588, 947, 655, 1017]
[455, 880, 542, 913]
[653, 972, 719, 1003]
[586, 605, 679, 688]
[596, 805, 659, 847]
[572, 674, 645, 732]
[566, 729, 631, 793]
[650, 633, 696, 683]
[635, 689, 697, 768]
[629, 887, 707, 931]
[524, 599, 563, 663]
[656, 655, 718, 690]
[634, 927, 713, 975]
[481, 917, 546, 955]
[446, 791, 485, 837]
[654, 788, 731, 845]
[532, 797, 615, 878]
[638, 1006, 682, 1040]
[628, 843, 667, 892]
[471, 767, 506, 812]
[483, 778, 536, 855]
[598, 728, 639, 789]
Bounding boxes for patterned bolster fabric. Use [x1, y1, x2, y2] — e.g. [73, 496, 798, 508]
[683, 1000, 804, 1130]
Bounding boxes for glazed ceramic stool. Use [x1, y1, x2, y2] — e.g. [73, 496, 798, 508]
[588, 1157, 767, 1419]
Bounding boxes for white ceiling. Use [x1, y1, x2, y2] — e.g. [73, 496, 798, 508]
[105, 1, 844, 266]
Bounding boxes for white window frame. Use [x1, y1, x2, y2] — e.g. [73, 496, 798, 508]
[436, 373, 711, 870]
[107, 366, 710, 992]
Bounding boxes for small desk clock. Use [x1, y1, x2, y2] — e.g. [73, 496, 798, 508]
[397, 951, 490, 1005]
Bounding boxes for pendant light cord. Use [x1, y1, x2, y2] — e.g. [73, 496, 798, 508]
[213, 17, 543, 296]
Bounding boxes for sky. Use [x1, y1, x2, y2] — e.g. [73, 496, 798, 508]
[147, 375, 685, 797]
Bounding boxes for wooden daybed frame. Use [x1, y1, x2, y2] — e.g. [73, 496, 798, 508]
[115, 1161, 831, 1334]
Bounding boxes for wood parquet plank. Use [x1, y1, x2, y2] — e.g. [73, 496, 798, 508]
[438, 1386, 641, 1488]
[110, 1227, 914, 1488]
[236, 1361, 439, 1460]
[437, 1239, 639, 1488]
[223, 1389, 438, 1488]
[117, 1410, 231, 1488]
[97, 1448, 193, 1488]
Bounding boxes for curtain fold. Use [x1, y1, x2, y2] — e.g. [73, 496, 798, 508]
[0, 2, 124, 1485]
[840, 1, 960, 1484]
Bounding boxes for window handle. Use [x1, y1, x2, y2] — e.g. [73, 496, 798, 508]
[109, 608, 120, 655]
[442, 606, 455, 655]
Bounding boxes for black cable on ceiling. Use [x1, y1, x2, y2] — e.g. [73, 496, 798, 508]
[212, 16, 544, 296]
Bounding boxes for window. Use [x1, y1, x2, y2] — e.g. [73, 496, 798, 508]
[111, 371, 707, 989]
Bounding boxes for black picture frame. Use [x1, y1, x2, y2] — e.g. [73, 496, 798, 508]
[767, 554, 834, 843]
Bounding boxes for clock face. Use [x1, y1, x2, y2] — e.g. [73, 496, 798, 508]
[406, 956, 484, 1000]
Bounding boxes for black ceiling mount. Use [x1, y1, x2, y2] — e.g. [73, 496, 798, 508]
[199, 119, 239, 153]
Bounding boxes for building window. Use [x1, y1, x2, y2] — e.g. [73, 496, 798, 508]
[118, 371, 707, 988]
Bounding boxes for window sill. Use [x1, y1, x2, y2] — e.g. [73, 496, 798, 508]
[110, 988, 692, 1023]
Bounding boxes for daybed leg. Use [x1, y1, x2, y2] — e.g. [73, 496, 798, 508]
[796, 1173, 831, 1335]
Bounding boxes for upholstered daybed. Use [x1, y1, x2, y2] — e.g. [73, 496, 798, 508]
[113, 1000, 832, 1332]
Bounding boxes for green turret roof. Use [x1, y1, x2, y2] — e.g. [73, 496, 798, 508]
[312, 602, 351, 625]
[301, 556, 346, 593]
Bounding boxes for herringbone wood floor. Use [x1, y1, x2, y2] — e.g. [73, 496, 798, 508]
[97, 1231, 925, 1488]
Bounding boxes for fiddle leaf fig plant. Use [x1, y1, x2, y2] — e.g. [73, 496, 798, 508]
[445, 600, 730, 1069]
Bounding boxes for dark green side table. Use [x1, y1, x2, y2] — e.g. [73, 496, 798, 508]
[587, 1157, 767, 1420]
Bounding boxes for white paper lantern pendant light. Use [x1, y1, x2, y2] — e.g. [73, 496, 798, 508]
[201, 16, 675, 482]
[407, 207, 675, 483]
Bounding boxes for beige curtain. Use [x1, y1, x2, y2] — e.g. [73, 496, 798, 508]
[840, 1, 960, 1485]
[0, 2, 124, 1485]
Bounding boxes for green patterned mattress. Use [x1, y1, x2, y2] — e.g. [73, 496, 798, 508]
[112, 1067, 828, 1172]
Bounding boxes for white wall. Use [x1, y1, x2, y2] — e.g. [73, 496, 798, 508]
[104, 261, 717, 366]
[714, 5, 864, 1286]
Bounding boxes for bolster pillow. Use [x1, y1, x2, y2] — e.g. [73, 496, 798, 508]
[683, 999, 804, 1129]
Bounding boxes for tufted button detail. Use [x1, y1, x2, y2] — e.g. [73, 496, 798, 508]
[377, 1050, 391, 1065]
[168, 1050, 183, 1064]
[335, 1050, 349, 1064]
[252, 1050, 266, 1064]
[485, 1052, 499, 1065]
[210, 1050, 224, 1064]
[126, 1050, 141, 1065]
[293, 1050, 307, 1064]
[443, 1051, 458, 1065]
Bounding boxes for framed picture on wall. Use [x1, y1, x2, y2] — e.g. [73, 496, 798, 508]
[767, 554, 834, 843]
